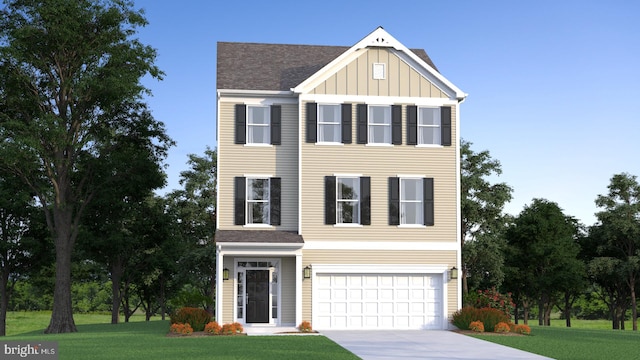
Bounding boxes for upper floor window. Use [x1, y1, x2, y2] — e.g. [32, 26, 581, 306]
[306, 102, 352, 144]
[389, 177, 434, 226]
[357, 104, 402, 145]
[247, 106, 270, 144]
[234, 176, 281, 226]
[407, 106, 452, 146]
[418, 107, 441, 145]
[325, 176, 370, 225]
[235, 104, 281, 145]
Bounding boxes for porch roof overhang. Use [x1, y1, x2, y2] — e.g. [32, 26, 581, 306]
[215, 230, 304, 253]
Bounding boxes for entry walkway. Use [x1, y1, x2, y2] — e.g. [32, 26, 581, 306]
[321, 330, 553, 360]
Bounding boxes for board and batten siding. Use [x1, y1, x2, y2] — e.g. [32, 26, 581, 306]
[301, 249, 458, 323]
[300, 102, 457, 242]
[311, 48, 448, 98]
[217, 101, 298, 231]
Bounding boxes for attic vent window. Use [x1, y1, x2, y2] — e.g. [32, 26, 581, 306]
[373, 63, 386, 80]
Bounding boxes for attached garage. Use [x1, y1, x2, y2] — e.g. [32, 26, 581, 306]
[311, 265, 448, 330]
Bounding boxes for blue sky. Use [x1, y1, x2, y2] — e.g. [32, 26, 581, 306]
[134, 0, 639, 227]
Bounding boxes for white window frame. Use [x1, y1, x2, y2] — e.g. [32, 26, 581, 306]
[336, 176, 360, 224]
[368, 105, 391, 144]
[400, 177, 424, 225]
[246, 177, 270, 225]
[317, 104, 341, 144]
[247, 106, 270, 145]
[418, 107, 441, 145]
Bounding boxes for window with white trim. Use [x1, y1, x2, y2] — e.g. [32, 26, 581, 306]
[318, 104, 341, 143]
[247, 106, 270, 144]
[337, 177, 360, 224]
[418, 107, 441, 145]
[247, 178, 270, 224]
[368, 105, 391, 144]
[400, 178, 423, 225]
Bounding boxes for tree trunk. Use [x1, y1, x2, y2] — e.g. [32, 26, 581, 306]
[630, 280, 637, 331]
[514, 302, 519, 324]
[462, 268, 468, 296]
[160, 275, 166, 321]
[523, 298, 529, 325]
[538, 297, 544, 326]
[110, 260, 124, 324]
[0, 268, 9, 336]
[565, 292, 572, 328]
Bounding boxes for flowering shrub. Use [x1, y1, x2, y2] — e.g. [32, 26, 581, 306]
[170, 307, 212, 332]
[476, 307, 510, 333]
[204, 321, 221, 335]
[494, 322, 510, 333]
[465, 288, 514, 317]
[221, 323, 237, 335]
[451, 307, 479, 330]
[514, 324, 531, 335]
[232, 322, 244, 334]
[298, 321, 312, 333]
[170, 323, 193, 335]
[469, 321, 484, 332]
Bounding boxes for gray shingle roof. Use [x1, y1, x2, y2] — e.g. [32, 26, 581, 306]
[217, 42, 438, 91]
[215, 230, 304, 244]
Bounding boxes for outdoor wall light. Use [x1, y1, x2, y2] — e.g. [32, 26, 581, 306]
[223, 268, 229, 281]
[303, 265, 311, 279]
[450, 266, 458, 280]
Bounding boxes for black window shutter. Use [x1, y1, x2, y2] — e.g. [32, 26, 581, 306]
[325, 176, 336, 225]
[388, 177, 400, 225]
[392, 105, 402, 145]
[270, 105, 281, 145]
[234, 177, 246, 225]
[356, 104, 367, 144]
[360, 177, 371, 225]
[235, 104, 246, 145]
[270, 177, 281, 226]
[441, 107, 452, 146]
[306, 102, 317, 143]
[407, 105, 418, 145]
[341, 103, 352, 144]
[424, 178, 434, 226]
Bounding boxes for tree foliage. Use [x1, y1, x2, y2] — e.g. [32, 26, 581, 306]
[0, 0, 170, 333]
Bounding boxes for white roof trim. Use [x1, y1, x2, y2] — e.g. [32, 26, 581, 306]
[292, 27, 467, 100]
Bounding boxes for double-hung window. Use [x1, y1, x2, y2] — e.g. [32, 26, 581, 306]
[247, 106, 270, 144]
[389, 177, 434, 226]
[418, 107, 441, 145]
[234, 176, 281, 226]
[318, 104, 341, 143]
[325, 176, 370, 225]
[357, 104, 402, 145]
[368, 105, 391, 144]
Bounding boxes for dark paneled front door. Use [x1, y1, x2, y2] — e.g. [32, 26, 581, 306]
[246, 270, 269, 323]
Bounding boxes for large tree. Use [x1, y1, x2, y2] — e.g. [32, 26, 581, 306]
[593, 173, 640, 330]
[460, 140, 512, 294]
[0, 0, 169, 333]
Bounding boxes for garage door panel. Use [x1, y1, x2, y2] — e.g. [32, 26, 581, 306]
[314, 273, 443, 330]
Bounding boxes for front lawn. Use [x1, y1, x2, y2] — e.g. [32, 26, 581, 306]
[473, 324, 640, 360]
[5, 314, 358, 360]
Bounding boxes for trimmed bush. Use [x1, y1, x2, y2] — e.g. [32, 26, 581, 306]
[170, 307, 212, 332]
[464, 287, 514, 317]
[221, 323, 236, 335]
[298, 321, 312, 333]
[494, 322, 510, 333]
[204, 321, 221, 335]
[514, 324, 531, 335]
[469, 321, 484, 332]
[451, 306, 479, 330]
[232, 322, 244, 334]
[476, 307, 510, 333]
[170, 323, 193, 334]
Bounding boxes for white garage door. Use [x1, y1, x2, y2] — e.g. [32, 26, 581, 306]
[314, 273, 442, 330]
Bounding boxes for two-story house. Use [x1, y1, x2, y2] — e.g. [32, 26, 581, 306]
[215, 27, 465, 331]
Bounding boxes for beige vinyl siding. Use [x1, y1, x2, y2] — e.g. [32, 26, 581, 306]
[217, 101, 298, 231]
[301, 102, 457, 242]
[221, 256, 235, 323]
[280, 257, 296, 324]
[312, 48, 448, 98]
[301, 249, 458, 322]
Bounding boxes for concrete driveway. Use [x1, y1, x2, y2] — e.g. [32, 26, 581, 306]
[321, 330, 553, 360]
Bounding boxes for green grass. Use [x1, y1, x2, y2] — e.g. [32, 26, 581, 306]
[472, 322, 640, 360]
[4, 312, 358, 360]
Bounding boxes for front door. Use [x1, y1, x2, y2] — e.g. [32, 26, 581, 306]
[246, 270, 269, 323]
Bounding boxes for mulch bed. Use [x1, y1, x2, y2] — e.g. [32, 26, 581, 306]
[167, 331, 248, 337]
[452, 329, 525, 336]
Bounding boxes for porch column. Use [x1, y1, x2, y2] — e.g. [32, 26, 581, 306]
[216, 245, 223, 322]
[295, 253, 302, 326]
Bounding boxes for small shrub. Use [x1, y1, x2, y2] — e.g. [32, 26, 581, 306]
[476, 307, 510, 333]
[170, 307, 212, 332]
[465, 287, 515, 317]
[514, 324, 531, 335]
[469, 321, 484, 332]
[169, 323, 193, 335]
[231, 322, 244, 334]
[298, 321, 312, 332]
[204, 321, 221, 335]
[494, 322, 510, 333]
[221, 323, 236, 335]
[508, 322, 517, 332]
[451, 306, 479, 330]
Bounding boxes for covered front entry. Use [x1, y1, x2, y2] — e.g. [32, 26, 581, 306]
[246, 270, 270, 323]
[235, 260, 280, 325]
